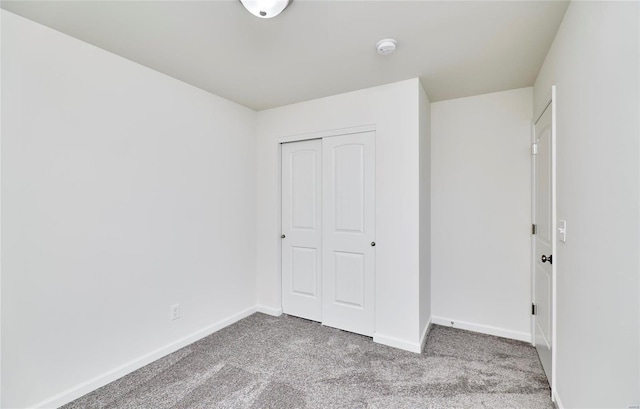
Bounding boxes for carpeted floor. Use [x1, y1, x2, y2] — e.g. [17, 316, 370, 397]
[62, 313, 553, 409]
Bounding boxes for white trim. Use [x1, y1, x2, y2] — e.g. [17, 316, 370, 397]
[431, 316, 531, 342]
[256, 305, 283, 317]
[276, 143, 283, 310]
[373, 333, 422, 353]
[31, 306, 258, 409]
[0, 21, 3, 401]
[550, 84, 558, 398]
[530, 119, 537, 347]
[373, 317, 431, 354]
[419, 318, 432, 352]
[277, 124, 376, 144]
[552, 389, 565, 409]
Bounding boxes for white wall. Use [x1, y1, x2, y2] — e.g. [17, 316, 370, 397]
[256, 79, 424, 351]
[431, 87, 533, 341]
[1, 11, 257, 408]
[533, 2, 639, 407]
[418, 84, 431, 343]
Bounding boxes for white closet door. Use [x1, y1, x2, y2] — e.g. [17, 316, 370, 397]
[322, 132, 375, 336]
[281, 139, 322, 322]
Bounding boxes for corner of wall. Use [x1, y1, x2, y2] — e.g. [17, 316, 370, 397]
[418, 80, 432, 339]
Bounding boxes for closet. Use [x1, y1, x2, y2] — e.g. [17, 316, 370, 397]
[281, 131, 376, 336]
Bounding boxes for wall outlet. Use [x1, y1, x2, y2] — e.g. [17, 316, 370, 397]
[170, 304, 180, 321]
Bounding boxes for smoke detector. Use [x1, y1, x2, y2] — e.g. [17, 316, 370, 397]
[376, 39, 397, 56]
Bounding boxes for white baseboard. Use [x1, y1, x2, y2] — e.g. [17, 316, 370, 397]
[32, 306, 258, 409]
[256, 305, 283, 317]
[552, 389, 564, 409]
[374, 333, 422, 353]
[419, 318, 432, 352]
[431, 316, 531, 342]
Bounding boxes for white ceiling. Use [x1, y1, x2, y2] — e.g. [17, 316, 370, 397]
[1, 0, 569, 110]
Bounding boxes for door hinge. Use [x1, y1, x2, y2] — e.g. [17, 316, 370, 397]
[531, 303, 537, 316]
[531, 143, 538, 155]
[532, 224, 537, 235]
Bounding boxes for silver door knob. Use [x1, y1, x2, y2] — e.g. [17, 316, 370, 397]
[281, 234, 286, 239]
[371, 241, 376, 247]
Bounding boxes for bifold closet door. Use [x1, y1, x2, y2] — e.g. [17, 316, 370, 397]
[281, 139, 322, 322]
[321, 132, 375, 337]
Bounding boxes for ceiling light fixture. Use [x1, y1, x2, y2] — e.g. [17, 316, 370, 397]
[239, 0, 292, 18]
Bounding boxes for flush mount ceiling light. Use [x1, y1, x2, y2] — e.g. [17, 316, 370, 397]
[239, 0, 292, 18]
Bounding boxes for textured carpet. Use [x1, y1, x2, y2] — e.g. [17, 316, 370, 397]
[62, 313, 553, 409]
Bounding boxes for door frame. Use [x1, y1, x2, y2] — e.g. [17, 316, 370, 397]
[531, 86, 557, 397]
[276, 124, 376, 316]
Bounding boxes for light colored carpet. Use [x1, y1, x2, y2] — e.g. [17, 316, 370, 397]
[62, 313, 553, 408]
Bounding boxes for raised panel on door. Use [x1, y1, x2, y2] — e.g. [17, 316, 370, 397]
[281, 139, 322, 322]
[322, 132, 375, 337]
[534, 102, 553, 385]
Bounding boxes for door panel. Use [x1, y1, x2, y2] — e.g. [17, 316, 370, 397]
[291, 150, 318, 230]
[534, 102, 553, 385]
[281, 140, 322, 321]
[322, 132, 375, 337]
[333, 252, 365, 307]
[290, 247, 318, 296]
[333, 144, 365, 233]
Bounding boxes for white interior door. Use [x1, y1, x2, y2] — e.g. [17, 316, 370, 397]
[533, 95, 555, 386]
[321, 132, 375, 337]
[281, 139, 322, 322]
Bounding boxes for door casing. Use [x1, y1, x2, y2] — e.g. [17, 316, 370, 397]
[531, 86, 557, 398]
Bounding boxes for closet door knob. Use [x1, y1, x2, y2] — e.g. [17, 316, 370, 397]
[281, 234, 286, 239]
[371, 241, 376, 247]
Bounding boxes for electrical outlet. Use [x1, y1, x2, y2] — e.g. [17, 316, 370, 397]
[170, 304, 180, 321]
